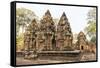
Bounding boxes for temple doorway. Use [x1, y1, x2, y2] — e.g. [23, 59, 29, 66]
[81, 46, 84, 50]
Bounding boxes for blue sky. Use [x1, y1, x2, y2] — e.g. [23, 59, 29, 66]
[17, 3, 94, 33]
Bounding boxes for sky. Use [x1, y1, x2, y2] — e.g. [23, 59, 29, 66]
[16, 3, 94, 33]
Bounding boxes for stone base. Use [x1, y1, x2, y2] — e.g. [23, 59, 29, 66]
[37, 50, 81, 61]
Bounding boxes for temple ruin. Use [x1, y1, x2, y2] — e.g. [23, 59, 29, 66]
[76, 31, 88, 51]
[23, 10, 93, 59]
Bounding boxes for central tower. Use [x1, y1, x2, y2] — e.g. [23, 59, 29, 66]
[37, 10, 56, 51]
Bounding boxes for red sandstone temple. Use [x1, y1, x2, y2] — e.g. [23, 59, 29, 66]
[23, 10, 94, 59]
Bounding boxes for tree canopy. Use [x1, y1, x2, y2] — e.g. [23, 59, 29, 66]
[16, 8, 38, 35]
[84, 8, 96, 43]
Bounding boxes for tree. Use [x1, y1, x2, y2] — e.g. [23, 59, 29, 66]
[16, 8, 38, 35]
[84, 8, 96, 43]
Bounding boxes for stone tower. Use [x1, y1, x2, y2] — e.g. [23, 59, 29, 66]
[36, 10, 56, 51]
[29, 19, 38, 50]
[56, 12, 73, 51]
[24, 19, 38, 58]
[77, 31, 87, 51]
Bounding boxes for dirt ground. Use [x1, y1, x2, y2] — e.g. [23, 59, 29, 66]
[80, 52, 96, 61]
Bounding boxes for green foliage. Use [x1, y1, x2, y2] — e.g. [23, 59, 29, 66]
[16, 8, 38, 35]
[87, 8, 96, 20]
[84, 8, 96, 43]
[16, 33, 24, 51]
[90, 36, 96, 43]
[85, 21, 96, 37]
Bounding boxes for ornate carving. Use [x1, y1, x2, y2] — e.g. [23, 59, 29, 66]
[56, 12, 73, 51]
[76, 31, 87, 51]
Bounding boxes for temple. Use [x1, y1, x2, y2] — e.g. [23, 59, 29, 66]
[76, 31, 89, 52]
[23, 10, 86, 59]
[24, 19, 38, 58]
[36, 10, 56, 51]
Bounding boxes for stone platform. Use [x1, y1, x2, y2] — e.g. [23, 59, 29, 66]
[37, 50, 81, 61]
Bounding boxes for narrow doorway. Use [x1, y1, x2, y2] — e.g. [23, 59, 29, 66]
[81, 46, 84, 50]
